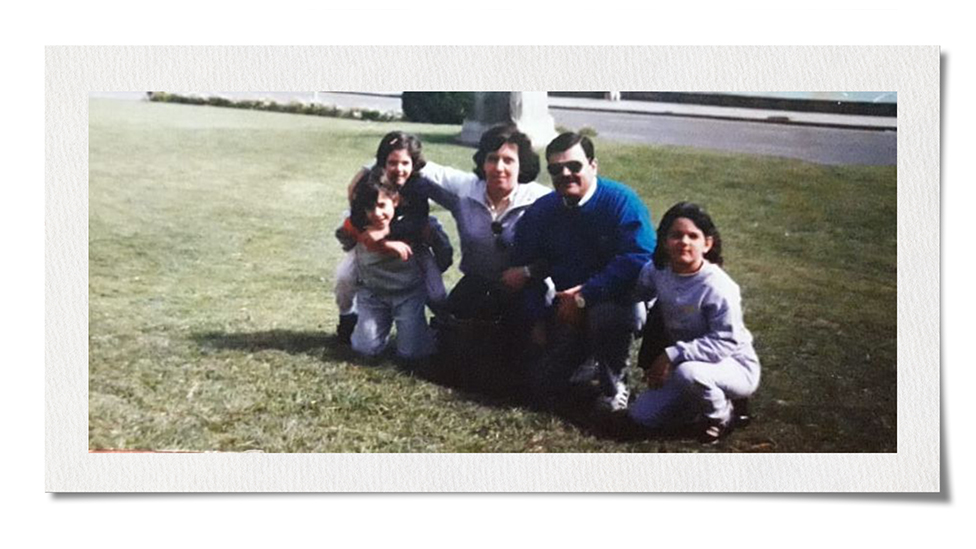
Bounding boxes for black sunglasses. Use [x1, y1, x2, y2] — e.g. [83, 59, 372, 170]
[491, 221, 506, 250]
[547, 161, 585, 177]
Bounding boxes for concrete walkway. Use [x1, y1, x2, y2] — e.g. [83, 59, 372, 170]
[547, 95, 896, 131]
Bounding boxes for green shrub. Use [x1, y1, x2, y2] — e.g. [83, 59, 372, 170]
[146, 93, 402, 123]
[401, 92, 474, 124]
[554, 125, 599, 138]
[579, 126, 599, 138]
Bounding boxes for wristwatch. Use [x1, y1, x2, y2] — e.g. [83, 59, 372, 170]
[574, 293, 586, 309]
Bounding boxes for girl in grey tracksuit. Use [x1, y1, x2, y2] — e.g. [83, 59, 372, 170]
[629, 202, 760, 439]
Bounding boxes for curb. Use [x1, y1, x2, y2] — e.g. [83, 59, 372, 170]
[549, 104, 897, 132]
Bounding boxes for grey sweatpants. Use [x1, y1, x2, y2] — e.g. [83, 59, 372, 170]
[630, 355, 760, 428]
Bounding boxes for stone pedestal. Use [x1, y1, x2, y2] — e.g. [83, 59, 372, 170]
[458, 92, 557, 149]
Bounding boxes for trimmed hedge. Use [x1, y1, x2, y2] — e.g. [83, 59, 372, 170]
[401, 92, 474, 124]
[146, 92, 402, 122]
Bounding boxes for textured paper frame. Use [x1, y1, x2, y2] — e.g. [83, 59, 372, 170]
[48, 46, 939, 492]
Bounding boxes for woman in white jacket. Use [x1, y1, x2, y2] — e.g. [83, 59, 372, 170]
[416, 125, 552, 311]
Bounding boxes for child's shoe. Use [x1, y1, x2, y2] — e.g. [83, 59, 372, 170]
[596, 380, 630, 413]
[732, 398, 753, 428]
[569, 357, 600, 386]
[701, 400, 734, 444]
[337, 313, 358, 345]
[700, 418, 729, 445]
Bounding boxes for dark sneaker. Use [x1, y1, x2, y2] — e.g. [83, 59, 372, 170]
[569, 357, 600, 386]
[337, 313, 357, 345]
[700, 418, 729, 445]
[732, 398, 753, 428]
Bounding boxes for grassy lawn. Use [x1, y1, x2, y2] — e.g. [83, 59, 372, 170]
[88, 98, 896, 452]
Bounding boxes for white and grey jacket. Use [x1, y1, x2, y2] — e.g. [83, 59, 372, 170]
[415, 161, 551, 282]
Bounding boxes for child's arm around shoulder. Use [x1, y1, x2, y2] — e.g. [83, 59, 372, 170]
[419, 161, 478, 194]
[336, 216, 411, 259]
[337, 217, 387, 252]
[414, 161, 478, 210]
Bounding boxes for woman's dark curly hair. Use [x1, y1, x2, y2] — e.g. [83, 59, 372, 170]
[349, 167, 400, 231]
[375, 131, 426, 177]
[472, 125, 540, 183]
[653, 201, 724, 269]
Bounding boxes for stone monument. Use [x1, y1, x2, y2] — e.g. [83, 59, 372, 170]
[458, 92, 557, 149]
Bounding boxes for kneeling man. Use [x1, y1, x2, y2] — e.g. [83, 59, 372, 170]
[502, 132, 656, 412]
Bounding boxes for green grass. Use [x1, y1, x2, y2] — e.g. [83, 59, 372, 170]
[89, 98, 896, 452]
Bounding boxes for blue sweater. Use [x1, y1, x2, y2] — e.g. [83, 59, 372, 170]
[510, 177, 655, 304]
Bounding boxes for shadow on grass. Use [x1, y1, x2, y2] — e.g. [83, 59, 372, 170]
[191, 329, 359, 363]
[415, 358, 690, 445]
[189, 329, 688, 445]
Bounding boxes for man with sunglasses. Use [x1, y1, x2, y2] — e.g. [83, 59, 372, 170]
[502, 132, 656, 412]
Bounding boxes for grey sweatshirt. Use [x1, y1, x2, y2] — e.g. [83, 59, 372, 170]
[636, 261, 760, 375]
[355, 243, 424, 296]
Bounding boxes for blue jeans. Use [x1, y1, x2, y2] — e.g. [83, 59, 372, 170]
[351, 285, 433, 360]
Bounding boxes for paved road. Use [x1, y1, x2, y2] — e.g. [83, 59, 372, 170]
[308, 92, 896, 166]
[91, 92, 896, 166]
[552, 108, 896, 166]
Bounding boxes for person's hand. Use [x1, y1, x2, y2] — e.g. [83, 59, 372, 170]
[645, 353, 673, 389]
[382, 240, 414, 261]
[555, 285, 584, 326]
[501, 267, 529, 291]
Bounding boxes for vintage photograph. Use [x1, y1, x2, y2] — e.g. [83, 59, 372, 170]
[87, 90, 897, 454]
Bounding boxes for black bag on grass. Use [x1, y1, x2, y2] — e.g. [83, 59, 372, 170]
[430, 276, 530, 396]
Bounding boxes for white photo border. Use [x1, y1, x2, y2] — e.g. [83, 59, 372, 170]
[48, 45, 938, 492]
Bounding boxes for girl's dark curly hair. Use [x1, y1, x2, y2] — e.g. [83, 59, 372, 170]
[472, 125, 540, 183]
[349, 167, 400, 231]
[375, 131, 426, 177]
[653, 201, 724, 269]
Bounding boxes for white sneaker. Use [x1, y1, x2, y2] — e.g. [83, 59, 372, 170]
[597, 381, 630, 412]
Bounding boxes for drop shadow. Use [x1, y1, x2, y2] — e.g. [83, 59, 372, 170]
[939, 50, 950, 501]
